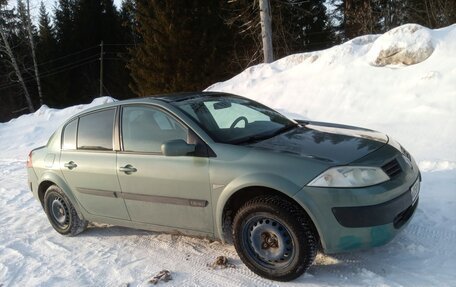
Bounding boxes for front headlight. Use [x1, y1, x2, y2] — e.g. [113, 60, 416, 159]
[307, 166, 390, 187]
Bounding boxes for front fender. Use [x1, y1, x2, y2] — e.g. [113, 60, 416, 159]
[214, 173, 302, 241]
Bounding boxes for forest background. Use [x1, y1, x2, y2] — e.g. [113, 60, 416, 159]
[0, 0, 454, 121]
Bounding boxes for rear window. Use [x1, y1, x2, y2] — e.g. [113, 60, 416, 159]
[62, 119, 77, 150]
[77, 109, 115, 150]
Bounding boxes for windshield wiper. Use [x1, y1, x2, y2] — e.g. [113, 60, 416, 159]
[269, 123, 298, 137]
[232, 123, 298, 145]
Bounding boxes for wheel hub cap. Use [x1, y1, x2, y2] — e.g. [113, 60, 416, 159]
[51, 198, 67, 224]
[246, 218, 294, 265]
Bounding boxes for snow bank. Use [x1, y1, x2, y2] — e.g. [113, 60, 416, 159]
[0, 97, 115, 161]
[367, 24, 434, 66]
[207, 24, 456, 168]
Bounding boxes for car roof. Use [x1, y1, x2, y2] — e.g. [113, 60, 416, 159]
[149, 91, 235, 103]
[64, 91, 240, 122]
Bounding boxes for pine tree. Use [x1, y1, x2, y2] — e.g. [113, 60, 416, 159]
[276, 0, 335, 53]
[52, 0, 131, 104]
[120, 0, 140, 45]
[15, 0, 29, 42]
[224, 0, 336, 67]
[37, 1, 59, 105]
[128, 0, 235, 96]
[37, 1, 55, 59]
[0, 0, 35, 113]
[54, 0, 75, 50]
[52, 0, 77, 105]
[329, 0, 455, 41]
[0, 0, 34, 119]
[71, 0, 131, 100]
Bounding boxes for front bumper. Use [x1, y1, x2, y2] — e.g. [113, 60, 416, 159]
[332, 178, 419, 229]
[294, 145, 420, 254]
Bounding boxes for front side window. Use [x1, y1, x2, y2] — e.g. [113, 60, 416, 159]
[77, 109, 115, 150]
[121, 106, 187, 153]
[173, 95, 296, 144]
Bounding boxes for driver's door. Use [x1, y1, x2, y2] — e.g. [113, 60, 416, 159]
[116, 105, 213, 233]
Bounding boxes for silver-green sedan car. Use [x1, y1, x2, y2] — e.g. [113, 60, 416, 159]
[27, 92, 420, 281]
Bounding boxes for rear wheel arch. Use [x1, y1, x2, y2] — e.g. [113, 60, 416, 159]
[37, 176, 84, 220]
[43, 184, 88, 236]
[38, 180, 54, 207]
[220, 186, 320, 247]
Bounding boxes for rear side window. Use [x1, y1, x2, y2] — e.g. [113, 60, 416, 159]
[62, 119, 78, 150]
[77, 109, 115, 150]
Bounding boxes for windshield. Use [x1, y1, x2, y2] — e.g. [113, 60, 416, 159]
[173, 95, 297, 144]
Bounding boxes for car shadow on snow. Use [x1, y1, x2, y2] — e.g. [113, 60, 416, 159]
[79, 223, 156, 238]
[74, 214, 444, 286]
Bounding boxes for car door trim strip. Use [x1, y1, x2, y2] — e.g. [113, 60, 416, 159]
[76, 188, 208, 208]
[122, 192, 208, 207]
[77, 187, 118, 198]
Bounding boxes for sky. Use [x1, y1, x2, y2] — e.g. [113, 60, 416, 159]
[7, 0, 123, 21]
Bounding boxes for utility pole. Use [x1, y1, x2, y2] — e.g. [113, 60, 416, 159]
[259, 0, 273, 63]
[99, 41, 104, 97]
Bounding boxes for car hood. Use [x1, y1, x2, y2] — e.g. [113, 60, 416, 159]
[247, 121, 388, 164]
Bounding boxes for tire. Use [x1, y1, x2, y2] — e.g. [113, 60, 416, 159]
[232, 195, 317, 281]
[44, 185, 88, 236]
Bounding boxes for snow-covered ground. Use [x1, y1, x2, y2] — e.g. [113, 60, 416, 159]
[1, 24, 455, 286]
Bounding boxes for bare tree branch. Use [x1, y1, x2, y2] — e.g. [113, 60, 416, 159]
[25, 0, 43, 105]
[0, 18, 35, 112]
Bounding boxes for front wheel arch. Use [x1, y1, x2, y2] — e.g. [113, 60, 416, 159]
[232, 195, 318, 281]
[220, 186, 320, 247]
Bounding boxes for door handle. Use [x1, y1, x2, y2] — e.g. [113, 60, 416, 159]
[119, 164, 137, 174]
[64, 161, 77, 170]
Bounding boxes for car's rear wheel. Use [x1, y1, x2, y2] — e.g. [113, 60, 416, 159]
[232, 195, 317, 281]
[44, 185, 88, 236]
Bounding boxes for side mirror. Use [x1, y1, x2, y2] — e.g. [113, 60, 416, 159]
[161, 139, 196, 156]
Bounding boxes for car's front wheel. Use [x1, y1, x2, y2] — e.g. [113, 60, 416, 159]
[44, 185, 88, 236]
[232, 195, 317, 281]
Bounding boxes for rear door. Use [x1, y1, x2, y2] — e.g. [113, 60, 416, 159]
[116, 105, 213, 232]
[60, 108, 130, 220]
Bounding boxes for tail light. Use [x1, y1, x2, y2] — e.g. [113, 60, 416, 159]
[27, 151, 33, 168]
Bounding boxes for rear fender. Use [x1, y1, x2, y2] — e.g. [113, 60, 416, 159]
[39, 171, 85, 220]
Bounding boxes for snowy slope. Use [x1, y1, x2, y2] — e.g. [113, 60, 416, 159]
[207, 24, 456, 168]
[1, 24, 456, 286]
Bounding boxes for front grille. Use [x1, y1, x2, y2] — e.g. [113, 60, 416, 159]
[382, 159, 402, 178]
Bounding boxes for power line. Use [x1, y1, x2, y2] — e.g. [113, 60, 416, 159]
[104, 43, 136, 46]
[0, 57, 100, 91]
[0, 53, 99, 89]
[40, 58, 99, 79]
[0, 45, 131, 91]
[39, 54, 99, 75]
[35, 44, 100, 67]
